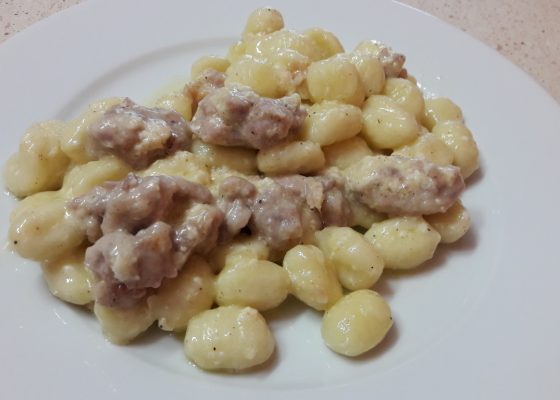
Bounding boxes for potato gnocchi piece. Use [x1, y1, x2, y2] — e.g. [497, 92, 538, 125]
[242, 7, 284, 38]
[191, 55, 230, 78]
[424, 200, 471, 243]
[41, 247, 94, 305]
[364, 216, 441, 270]
[322, 289, 392, 356]
[383, 77, 425, 121]
[226, 40, 248, 64]
[306, 55, 365, 106]
[348, 198, 387, 229]
[349, 52, 386, 96]
[62, 157, 132, 198]
[300, 101, 362, 146]
[422, 97, 463, 130]
[154, 91, 193, 121]
[215, 259, 290, 311]
[240, 30, 314, 78]
[60, 97, 122, 164]
[323, 136, 377, 169]
[432, 120, 480, 178]
[192, 140, 257, 176]
[315, 227, 384, 291]
[147, 255, 215, 332]
[283, 245, 342, 311]
[246, 29, 320, 63]
[225, 56, 294, 98]
[4, 121, 70, 198]
[9, 191, 85, 261]
[207, 236, 270, 273]
[393, 132, 454, 166]
[140, 150, 211, 185]
[184, 305, 275, 371]
[302, 28, 344, 60]
[361, 95, 420, 149]
[353, 40, 405, 78]
[257, 141, 325, 175]
[94, 302, 154, 345]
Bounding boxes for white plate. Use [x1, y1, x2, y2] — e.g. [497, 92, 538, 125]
[1, 0, 559, 399]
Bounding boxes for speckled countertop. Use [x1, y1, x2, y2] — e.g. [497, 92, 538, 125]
[1, 0, 559, 103]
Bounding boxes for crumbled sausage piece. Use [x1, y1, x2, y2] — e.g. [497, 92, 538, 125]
[68, 173, 213, 242]
[250, 177, 319, 253]
[217, 176, 257, 238]
[215, 173, 350, 254]
[345, 155, 464, 215]
[86, 222, 177, 308]
[184, 69, 226, 109]
[190, 86, 306, 150]
[69, 174, 222, 308]
[87, 98, 191, 169]
[316, 172, 353, 227]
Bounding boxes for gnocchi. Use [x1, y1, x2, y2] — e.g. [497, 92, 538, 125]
[422, 97, 463, 130]
[94, 302, 154, 345]
[225, 55, 294, 98]
[257, 140, 325, 175]
[62, 157, 132, 197]
[191, 140, 257, 176]
[306, 55, 365, 106]
[425, 201, 471, 243]
[191, 55, 230, 78]
[315, 227, 384, 291]
[3, 121, 70, 198]
[323, 136, 377, 169]
[322, 290, 392, 356]
[3, 7, 480, 373]
[41, 247, 94, 305]
[9, 191, 84, 261]
[349, 52, 386, 96]
[154, 91, 193, 121]
[215, 259, 290, 311]
[283, 245, 342, 311]
[432, 120, 480, 178]
[184, 305, 275, 371]
[147, 255, 215, 331]
[365, 216, 441, 270]
[383, 77, 425, 121]
[361, 95, 420, 149]
[300, 101, 362, 146]
[392, 131, 454, 166]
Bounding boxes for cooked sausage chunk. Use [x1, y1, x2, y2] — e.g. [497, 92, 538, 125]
[250, 177, 321, 253]
[215, 173, 351, 254]
[344, 155, 464, 215]
[184, 69, 226, 109]
[86, 222, 177, 308]
[190, 86, 306, 149]
[69, 174, 222, 308]
[87, 98, 191, 169]
[173, 203, 224, 255]
[68, 173, 213, 242]
[316, 173, 353, 227]
[217, 176, 257, 238]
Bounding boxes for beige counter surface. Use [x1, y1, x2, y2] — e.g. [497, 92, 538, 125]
[1, 0, 559, 103]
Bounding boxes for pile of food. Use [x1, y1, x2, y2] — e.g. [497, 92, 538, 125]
[4, 8, 479, 371]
